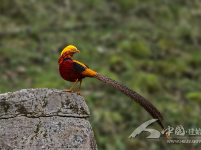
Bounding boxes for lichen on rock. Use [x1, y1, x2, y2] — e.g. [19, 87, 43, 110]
[0, 88, 97, 150]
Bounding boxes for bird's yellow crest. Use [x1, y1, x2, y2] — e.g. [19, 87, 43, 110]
[61, 45, 77, 56]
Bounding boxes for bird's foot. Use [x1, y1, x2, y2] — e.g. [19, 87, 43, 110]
[63, 90, 82, 96]
[74, 92, 82, 96]
[63, 89, 73, 92]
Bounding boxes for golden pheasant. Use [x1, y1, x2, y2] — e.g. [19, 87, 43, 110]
[58, 45, 169, 139]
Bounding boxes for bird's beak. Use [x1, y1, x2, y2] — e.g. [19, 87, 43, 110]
[71, 49, 80, 54]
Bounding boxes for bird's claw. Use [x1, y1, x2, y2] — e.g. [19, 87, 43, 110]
[63, 89, 73, 92]
[75, 92, 82, 96]
[63, 90, 82, 96]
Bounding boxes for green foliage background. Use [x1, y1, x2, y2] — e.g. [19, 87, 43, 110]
[0, 0, 201, 149]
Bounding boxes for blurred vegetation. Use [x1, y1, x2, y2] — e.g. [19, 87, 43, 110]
[0, 0, 201, 149]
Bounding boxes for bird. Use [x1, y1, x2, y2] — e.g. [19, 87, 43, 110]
[58, 45, 170, 139]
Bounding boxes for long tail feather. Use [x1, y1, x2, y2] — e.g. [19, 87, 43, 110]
[95, 73, 167, 133]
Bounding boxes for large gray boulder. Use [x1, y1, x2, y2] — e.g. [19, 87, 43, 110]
[0, 88, 97, 150]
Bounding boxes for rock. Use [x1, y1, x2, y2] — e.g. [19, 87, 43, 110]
[0, 88, 97, 150]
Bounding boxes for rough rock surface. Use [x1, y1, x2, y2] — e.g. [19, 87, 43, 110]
[0, 88, 97, 150]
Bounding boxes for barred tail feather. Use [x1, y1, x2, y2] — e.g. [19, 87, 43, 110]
[95, 73, 165, 130]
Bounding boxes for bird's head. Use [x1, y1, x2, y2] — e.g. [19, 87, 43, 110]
[58, 45, 80, 64]
[61, 45, 80, 56]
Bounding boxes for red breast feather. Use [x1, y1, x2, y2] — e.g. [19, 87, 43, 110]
[59, 61, 84, 82]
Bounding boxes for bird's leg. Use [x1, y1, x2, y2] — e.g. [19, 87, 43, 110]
[75, 79, 82, 96]
[63, 79, 79, 92]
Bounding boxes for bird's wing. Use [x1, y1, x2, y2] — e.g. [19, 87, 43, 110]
[72, 60, 88, 73]
[73, 60, 89, 68]
[72, 60, 97, 77]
